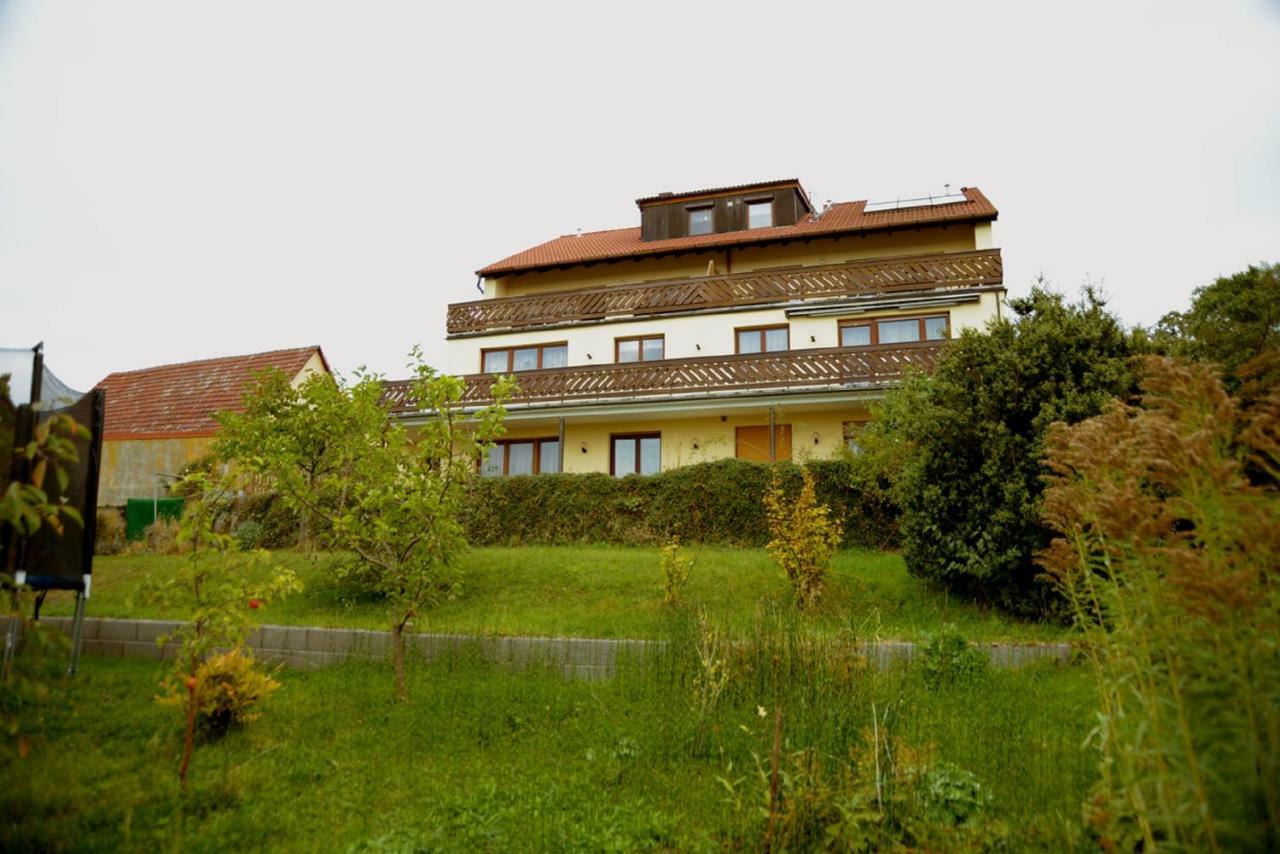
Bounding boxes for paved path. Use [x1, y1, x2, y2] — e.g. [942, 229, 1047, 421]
[4, 615, 1074, 680]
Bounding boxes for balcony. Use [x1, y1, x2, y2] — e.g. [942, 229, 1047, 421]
[447, 248, 1001, 336]
[387, 340, 944, 412]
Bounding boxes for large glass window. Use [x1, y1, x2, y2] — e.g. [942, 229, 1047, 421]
[737, 325, 790, 354]
[479, 438, 562, 476]
[840, 324, 872, 347]
[747, 200, 773, 229]
[483, 350, 509, 373]
[924, 316, 949, 340]
[481, 343, 568, 373]
[615, 335, 664, 363]
[540, 439, 561, 474]
[843, 421, 867, 455]
[838, 314, 950, 348]
[688, 207, 713, 236]
[877, 318, 920, 344]
[612, 433, 661, 476]
[512, 347, 539, 371]
[481, 444, 504, 477]
[507, 442, 535, 476]
[541, 344, 568, 368]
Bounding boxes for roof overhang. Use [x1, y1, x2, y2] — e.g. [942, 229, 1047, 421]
[784, 287, 1001, 318]
[397, 385, 892, 427]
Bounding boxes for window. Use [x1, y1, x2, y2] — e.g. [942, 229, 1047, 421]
[480, 438, 562, 476]
[735, 424, 792, 462]
[747, 200, 773, 229]
[481, 342, 568, 373]
[611, 433, 661, 476]
[843, 421, 867, 455]
[615, 335, 664, 363]
[839, 314, 950, 348]
[736, 324, 790, 354]
[687, 206, 713, 236]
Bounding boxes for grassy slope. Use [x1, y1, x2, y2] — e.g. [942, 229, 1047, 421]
[40, 546, 1065, 642]
[2, 654, 1096, 852]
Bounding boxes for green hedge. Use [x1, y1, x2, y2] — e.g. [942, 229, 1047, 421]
[459, 458, 898, 549]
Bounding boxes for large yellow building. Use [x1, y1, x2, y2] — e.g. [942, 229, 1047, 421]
[394, 179, 1003, 476]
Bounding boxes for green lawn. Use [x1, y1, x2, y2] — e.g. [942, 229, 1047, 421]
[42, 546, 1064, 642]
[3, 645, 1097, 851]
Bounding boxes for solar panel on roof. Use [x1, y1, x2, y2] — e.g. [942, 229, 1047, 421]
[863, 192, 969, 213]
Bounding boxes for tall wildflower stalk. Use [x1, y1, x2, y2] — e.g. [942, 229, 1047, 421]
[1040, 356, 1279, 851]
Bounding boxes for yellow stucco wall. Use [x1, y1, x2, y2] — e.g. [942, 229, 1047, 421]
[293, 351, 328, 384]
[490, 404, 872, 475]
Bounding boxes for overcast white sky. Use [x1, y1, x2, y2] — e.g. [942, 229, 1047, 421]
[1, 1, 1277, 390]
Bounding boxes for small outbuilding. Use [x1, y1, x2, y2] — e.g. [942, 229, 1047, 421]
[93, 346, 329, 506]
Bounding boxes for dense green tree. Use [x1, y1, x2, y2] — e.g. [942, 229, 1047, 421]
[216, 351, 513, 700]
[860, 287, 1139, 616]
[1155, 261, 1280, 383]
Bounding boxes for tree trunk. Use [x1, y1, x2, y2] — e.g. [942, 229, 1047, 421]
[179, 673, 197, 786]
[392, 622, 406, 702]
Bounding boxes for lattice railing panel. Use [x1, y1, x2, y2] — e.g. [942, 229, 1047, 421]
[385, 341, 944, 412]
[447, 249, 1002, 334]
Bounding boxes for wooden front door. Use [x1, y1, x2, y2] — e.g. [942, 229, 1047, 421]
[735, 424, 792, 462]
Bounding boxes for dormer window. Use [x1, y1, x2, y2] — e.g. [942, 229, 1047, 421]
[747, 200, 773, 229]
[687, 206, 713, 236]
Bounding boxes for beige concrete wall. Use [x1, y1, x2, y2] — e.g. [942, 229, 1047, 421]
[98, 436, 214, 506]
[442, 291, 1002, 375]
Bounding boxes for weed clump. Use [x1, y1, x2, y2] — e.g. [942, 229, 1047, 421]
[764, 469, 842, 609]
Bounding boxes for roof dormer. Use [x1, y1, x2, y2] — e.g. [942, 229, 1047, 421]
[636, 179, 813, 242]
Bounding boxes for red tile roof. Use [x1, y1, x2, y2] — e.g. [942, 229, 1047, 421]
[95, 346, 328, 440]
[477, 187, 997, 277]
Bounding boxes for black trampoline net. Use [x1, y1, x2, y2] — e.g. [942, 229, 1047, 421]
[1, 346, 102, 590]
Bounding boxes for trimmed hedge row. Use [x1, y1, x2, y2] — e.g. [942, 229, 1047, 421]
[106, 460, 897, 553]
[459, 458, 899, 549]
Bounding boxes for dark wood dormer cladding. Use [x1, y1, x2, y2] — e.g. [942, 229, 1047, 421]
[637, 179, 813, 242]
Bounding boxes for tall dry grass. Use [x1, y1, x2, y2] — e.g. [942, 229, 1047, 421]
[1040, 356, 1279, 851]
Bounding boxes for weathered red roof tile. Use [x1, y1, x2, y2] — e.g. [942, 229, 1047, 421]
[94, 346, 328, 439]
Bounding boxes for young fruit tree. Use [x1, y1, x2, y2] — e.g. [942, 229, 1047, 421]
[151, 476, 300, 784]
[215, 350, 514, 700]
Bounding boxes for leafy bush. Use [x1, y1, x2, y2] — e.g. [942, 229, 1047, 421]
[1040, 356, 1280, 851]
[231, 520, 264, 551]
[93, 507, 126, 556]
[161, 647, 280, 740]
[219, 493, 305, 550]
[459, 458, 897, 549]
[918, 624, 988, 689]
[764, 469, 842, 608]
[659, 538, 692, 606]
[870, 287, 1138, 617]
[719, 730, 1004, 851]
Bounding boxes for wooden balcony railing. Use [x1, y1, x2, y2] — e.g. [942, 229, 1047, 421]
[447, 248, 1001, 335]
[387, 340, 944, 412]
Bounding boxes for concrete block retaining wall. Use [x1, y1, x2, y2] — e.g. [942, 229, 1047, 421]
[3, 616, 1072, 679]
